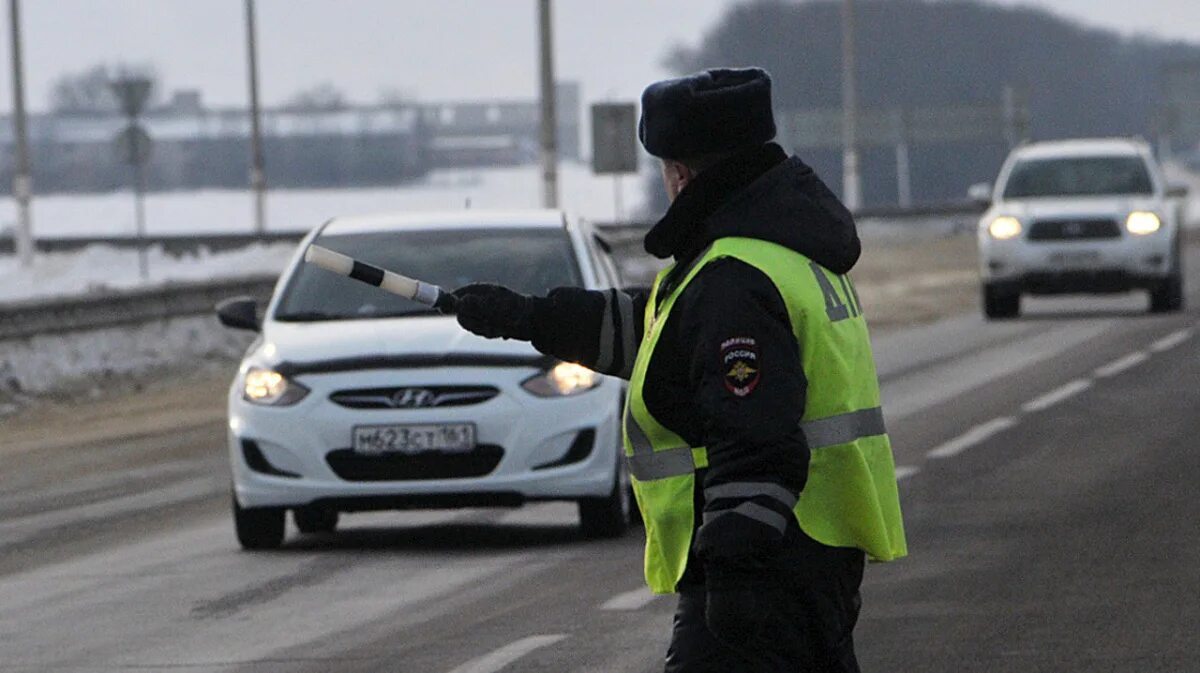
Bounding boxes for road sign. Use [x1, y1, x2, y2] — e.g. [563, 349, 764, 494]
[591, 103, 638, 174]
[114, 123, 152, 165]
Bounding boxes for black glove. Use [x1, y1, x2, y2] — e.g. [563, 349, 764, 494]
[452, 283, 537, 341]
[704, 556, 774, 648]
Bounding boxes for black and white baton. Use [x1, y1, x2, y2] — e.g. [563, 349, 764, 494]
[303, 244, 458, 313]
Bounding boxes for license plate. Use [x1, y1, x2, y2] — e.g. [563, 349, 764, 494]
[1048, 250, 1101, 269]
[352, 423, 476, 455]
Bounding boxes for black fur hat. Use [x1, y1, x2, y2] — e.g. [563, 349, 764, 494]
[638, 67, 776, 160]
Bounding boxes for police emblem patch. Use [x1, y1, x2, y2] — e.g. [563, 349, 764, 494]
[720, 337, 760, 397]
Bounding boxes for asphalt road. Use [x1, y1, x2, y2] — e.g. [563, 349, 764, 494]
[3, 248, 1198, 672]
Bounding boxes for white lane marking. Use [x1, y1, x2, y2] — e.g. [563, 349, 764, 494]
[894, 465, 920, 480]
[1094, 351, 1150, 378]
[1021, 379, 1092, 413]
[445, 634, 568, 673]
[601, 587, 659, 611]
[1150, 329, 1192, 353]
[927, 417, 1018, 460]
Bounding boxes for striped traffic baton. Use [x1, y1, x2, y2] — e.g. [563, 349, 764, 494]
[303, 244, 458, 313]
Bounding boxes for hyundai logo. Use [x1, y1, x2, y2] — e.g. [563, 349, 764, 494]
[390, 388, 437, 408]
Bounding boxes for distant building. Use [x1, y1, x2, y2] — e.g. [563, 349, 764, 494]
[0, 83, 582, 195]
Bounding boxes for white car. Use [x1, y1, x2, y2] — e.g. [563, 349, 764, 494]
[973, 138, 1186, 318]
[216, 210, 632, 549]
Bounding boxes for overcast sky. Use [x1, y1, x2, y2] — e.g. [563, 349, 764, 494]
[1, 0, 1198, 113]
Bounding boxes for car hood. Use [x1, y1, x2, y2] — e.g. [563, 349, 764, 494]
[258, 315, 541, 366]
[993, 196, 1162, 220]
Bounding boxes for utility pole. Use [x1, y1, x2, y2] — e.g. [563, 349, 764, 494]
[537, 0, 559, 209]
[7, 0, 33, 267]
[244, 0, 266, 234]
[840, 0, 862, 211]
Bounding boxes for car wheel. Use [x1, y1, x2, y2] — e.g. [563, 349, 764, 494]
[293, 506, 339, 534]
[578, 466, 631, 540]
[983, 284, 1020, 319]
[1149, 273, 1184, 313]
[232, 492, 285, 550]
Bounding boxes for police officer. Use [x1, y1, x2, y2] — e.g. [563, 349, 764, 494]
[454, 68, 906, 672]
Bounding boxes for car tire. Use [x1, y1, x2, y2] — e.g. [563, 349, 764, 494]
[232, 492, 285, 550]
[578, 466, 631, 540]
[293, 506, 339, 534]
[1149, 273, 1184, 313]
[983, 284, 1020, 319]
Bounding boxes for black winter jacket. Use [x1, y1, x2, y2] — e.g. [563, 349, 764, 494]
[528, 143, 862, 585]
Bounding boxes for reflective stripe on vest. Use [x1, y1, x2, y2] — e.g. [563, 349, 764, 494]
[624, 405, 887, 480]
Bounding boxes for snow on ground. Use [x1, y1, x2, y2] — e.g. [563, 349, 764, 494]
[0, 162, 645, 304]
[0, 242, 296, 304]
[0, 162, 642, 239]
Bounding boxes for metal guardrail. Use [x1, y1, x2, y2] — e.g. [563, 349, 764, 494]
[0, 276, 278, 341]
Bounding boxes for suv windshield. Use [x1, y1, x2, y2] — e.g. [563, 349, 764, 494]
[1002, 156, 1154, 199]
[275, 227, 582, 321]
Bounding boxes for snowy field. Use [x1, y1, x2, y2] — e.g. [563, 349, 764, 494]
[0, 162, 641, 238]
[0, 162, 644, 304]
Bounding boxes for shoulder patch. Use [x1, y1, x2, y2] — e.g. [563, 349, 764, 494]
[720, 337, 760, 397]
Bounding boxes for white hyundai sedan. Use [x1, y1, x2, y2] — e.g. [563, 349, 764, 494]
[216, 210, 631, 549]
[974, 138, 1186, 318]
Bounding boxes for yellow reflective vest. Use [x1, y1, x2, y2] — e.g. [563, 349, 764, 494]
[623, 237, 907, 594]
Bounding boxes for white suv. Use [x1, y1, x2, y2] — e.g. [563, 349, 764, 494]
[216, 210, 632, 549]
[974, 138, 1185, 318]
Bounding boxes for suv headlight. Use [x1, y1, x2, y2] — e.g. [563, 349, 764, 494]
[1126, 211, 1161, 235]
[988, 216, 1023, 240]
[242, 367, 309, 406]
[522, 362, 599, 397]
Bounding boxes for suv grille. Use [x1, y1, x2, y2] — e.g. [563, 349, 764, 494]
[1027, 218, 1121, 241]
[330, 385, 498, 410]
[326, 445, 504, 481]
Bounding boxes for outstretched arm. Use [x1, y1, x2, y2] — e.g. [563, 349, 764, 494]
[454, 284, 647, 379]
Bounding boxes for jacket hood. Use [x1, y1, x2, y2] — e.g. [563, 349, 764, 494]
[646, 144, 862, 274]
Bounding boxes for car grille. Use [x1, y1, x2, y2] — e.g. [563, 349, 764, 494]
[1027, 218, 1121, 241]
[325, 445, 504, 481]
[329, 385, 498, 410]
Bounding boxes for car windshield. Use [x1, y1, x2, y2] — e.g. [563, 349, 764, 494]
[274, 227, 582, 321]
[1002, 156, 1154, 199]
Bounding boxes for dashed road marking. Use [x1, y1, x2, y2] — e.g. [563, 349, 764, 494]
[445, 634, 568, 673]
[600, 587, 659, 611]
[1094, 351, 1150, 378]
[894, 465, 921, 480]
[927, 417, 1018, 460]
[1150, 329, 1192, 353]
[1021, 379, 1092, 413]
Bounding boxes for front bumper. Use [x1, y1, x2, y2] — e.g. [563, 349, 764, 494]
[980, 233, 1176, 294]
[228, 366, 622, 509]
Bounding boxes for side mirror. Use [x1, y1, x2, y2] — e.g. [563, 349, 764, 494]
[1166, 183, 1190, 199]
[968, 182, 993, 205]
[216, 296, 261, 332]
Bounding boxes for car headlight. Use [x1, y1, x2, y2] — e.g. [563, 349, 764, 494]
[242, 367, 309, 406]
[1126, 211, 1161, 235]
[988, 216, 1023, 240]
[521, 362, 599, 397]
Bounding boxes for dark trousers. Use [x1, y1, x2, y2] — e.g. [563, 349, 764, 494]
[663, 534, 865, 673]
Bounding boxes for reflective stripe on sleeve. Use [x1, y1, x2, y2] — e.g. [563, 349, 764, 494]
[702, 501, 790, 535]
[704, 481, 798, 510]
[616, 292, 636, 379]
[596, 291, 615, 373]
[625, 446, 694, 480]
[801, 407, 886, 449]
